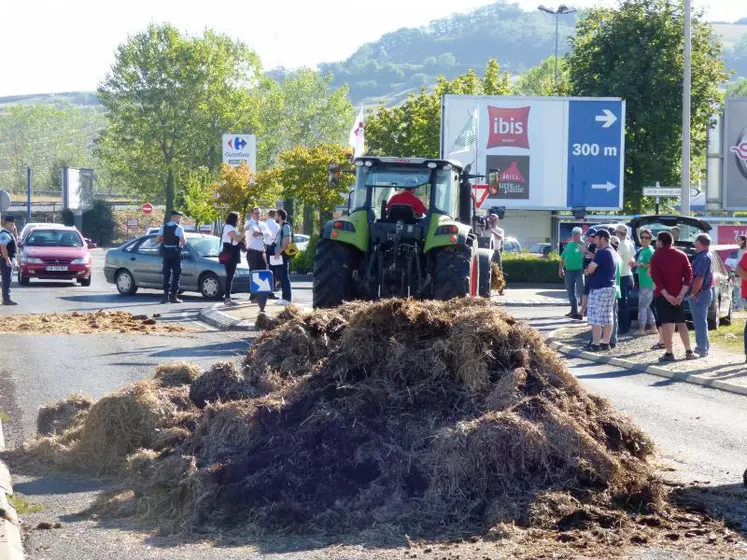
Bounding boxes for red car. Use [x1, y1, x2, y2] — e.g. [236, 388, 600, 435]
[18, 226, 93, 286]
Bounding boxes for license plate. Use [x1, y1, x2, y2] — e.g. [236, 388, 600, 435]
[46, 266, 68, 272]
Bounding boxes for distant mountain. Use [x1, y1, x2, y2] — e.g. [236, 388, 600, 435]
[0, 91, 101, 111]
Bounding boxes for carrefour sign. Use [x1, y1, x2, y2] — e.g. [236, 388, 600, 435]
[222, 133, 257, 171]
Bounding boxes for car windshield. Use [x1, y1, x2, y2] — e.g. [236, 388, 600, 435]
[636, 221, 706, 244]
[26, 230, 83, 247]
[187, 236, 221, 257]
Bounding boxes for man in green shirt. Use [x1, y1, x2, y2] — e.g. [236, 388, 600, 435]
[634, 228, 657, 335]
[559, 227, 585, 320]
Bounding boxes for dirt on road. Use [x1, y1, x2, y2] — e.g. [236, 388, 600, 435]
[0, 310, 192, 335]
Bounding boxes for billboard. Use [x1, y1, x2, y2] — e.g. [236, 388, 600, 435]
[222, 134, 257, 172]
[441, 95, 625, 210]
[723, 98, 747, 210]
[62, 167, 94, 211]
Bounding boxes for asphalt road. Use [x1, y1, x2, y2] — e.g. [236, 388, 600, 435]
[0, 272, 744, 559]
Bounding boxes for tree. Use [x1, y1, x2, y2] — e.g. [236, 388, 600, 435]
[567, 0, 727, 211]
[277, 144, 354, 226]
[727, 78, 747, 97]
[366, 60, 511, 158]
[212, 163, 280, 219]
[513, 57, 570, 96]
[97, 24, 262, 217]
[183, 167, 220, 228]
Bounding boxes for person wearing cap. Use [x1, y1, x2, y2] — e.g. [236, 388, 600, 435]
[0, 216, 18, 305]
[156, 210, 187, 304]
[584, 229, 617, 351]
[614, 224, 635, 336]
[559, 227, 585, 320]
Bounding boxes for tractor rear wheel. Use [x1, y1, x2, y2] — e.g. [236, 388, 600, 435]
[313, 239, 356, 308]
[432, 246, 473, 300]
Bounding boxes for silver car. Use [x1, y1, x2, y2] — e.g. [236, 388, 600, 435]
[104, 233, 251, 299]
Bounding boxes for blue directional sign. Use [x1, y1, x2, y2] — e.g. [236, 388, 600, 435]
[250, 270, 274, 294]
[567, 100, 625, 209]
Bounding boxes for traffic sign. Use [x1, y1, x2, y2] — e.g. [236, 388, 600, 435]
[126, 218, 139, 227]
[142, 203, 153, 215]
[222, 133, 257, 172]
[250, 270, 274, 294]
[567, 100, 625, 209]
[643, 186, 700, 197]
[471, 184, 490, 209]
[0, 190, 10, 212]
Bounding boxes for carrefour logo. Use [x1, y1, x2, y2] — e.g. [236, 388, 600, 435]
[227, 137, 247, 150]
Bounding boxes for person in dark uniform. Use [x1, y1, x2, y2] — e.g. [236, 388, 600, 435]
[0, 216, 18, 305]
[156, 210, 187, 304]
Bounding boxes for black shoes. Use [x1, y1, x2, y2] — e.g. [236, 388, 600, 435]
[169, 296, 183, 304]
[160, 294, 170, 304]
[2, 300, 18, 306]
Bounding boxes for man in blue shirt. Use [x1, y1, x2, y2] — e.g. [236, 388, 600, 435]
[689, 233, 714, 357]
[0, 216, 18, 305]
[585, 229, 617, 351]
[156, 210, 187, 304]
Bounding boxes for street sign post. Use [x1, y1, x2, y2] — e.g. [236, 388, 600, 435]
[643, 182, 700, 213]
[441, 95, 625, 210]
[250, 270, 273, 313]
[222, 134, 257, 171]
[142, 203, 153, 215]
[471, 184, 490, 209]
[0, 190, 10, 213]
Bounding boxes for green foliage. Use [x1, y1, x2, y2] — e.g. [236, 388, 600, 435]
[366, 60, 511, 158]
[97, 24, 262, 215]
[724, 35, 747, 79]
[568, 0, 728, 213]
[213, 163, 280, 218]
[0, 105, 105, 193]
[727, 78, 747, 97]
[183, 167, 220, 227]
[513, 57, 571, 96]
[9, 495, 44, 515]
[289, 234, 319, 274]
[502, 252, 563, 284]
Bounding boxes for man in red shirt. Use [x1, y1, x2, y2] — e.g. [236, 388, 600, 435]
[735, 249, 747, 362]
[386, 189, 427, 217]
[649, 230, 695, 362]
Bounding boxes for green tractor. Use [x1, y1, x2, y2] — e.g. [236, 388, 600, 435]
[312, 156, 495, 308]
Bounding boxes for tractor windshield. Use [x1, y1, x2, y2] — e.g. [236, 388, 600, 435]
[352, 164, 457, 219]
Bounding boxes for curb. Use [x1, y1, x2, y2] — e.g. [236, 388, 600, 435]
[547, 328, 747, 398]
[494, 298, 566, 307]
[198, 304, 255, 332]
[0, 421, 24, 560]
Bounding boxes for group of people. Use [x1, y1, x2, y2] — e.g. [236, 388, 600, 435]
[157, 207, 294, 308]
[560, 224, 716, 362]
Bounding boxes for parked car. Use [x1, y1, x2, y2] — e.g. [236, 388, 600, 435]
[104, 233, 251, 299]
[18, 226, 93, 286]
[502, 236, 522, 253]
[629, 215, 734, 330]
[293, 234, 310, 252]
[529, 242, 552, 257]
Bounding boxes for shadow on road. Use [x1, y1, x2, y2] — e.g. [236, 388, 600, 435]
[99, 340, 248, 361]
[673, 482, 747, 541]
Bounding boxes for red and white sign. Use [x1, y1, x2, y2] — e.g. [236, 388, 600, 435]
[141, 203, 153, 215]
[487, 105, 530, 149]
[716, 224, 747, 244]
[471, 184, 490, 209]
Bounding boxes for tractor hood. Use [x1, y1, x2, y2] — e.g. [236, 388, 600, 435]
[630, 215, 711, 248]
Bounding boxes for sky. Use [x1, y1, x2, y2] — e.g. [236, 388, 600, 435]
[1, 0, 745, 97]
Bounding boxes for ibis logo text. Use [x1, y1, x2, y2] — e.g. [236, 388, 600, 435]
[487, 106, 530, 150]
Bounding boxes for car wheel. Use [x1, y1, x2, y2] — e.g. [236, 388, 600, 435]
[115, 269, 138, 295]
[79, 277, 92, 287]
[200, 272, 223, 300]
[18, 272, 30, 286]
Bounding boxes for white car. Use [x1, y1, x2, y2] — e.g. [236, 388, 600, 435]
[293, 234, 310, 252]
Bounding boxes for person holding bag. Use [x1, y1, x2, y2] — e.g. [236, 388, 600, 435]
[271, 209, 293, 305]
[219, 211, 242, 306]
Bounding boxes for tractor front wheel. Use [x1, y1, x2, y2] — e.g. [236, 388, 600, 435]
[432, 246, 473, 300]
[313, 239, 356, 308]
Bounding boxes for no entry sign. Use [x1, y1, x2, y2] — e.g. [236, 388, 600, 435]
[142, 203, 153, 215]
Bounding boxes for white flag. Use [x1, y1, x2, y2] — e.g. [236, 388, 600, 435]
[449, 108, 479, 155]
[349, 107, 365, 157]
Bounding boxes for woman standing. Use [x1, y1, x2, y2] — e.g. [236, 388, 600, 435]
[221, 211, 242, 306]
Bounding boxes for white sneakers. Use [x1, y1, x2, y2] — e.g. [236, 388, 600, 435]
[275, 299, 291, 306]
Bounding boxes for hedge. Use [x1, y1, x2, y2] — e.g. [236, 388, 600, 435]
[501, 252, 563, 284]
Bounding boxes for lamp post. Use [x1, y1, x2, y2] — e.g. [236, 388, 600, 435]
[538, 4, 576, 95]
[681, 0, 692, 216]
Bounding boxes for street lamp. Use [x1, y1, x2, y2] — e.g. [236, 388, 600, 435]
[538, 4, 576, 95]
[681, 0, 692, 216]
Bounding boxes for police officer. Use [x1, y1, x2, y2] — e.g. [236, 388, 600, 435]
[156, 210, 187, 304]
[0, 216, 18, 305]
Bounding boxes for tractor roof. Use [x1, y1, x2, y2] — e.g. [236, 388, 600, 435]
[354, 156, 464, 172]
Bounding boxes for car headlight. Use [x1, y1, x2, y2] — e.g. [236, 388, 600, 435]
[22, 257, 43, 264]
[71, 257, 90, 265]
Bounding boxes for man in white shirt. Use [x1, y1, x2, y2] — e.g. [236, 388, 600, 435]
[615, 224, 635, 335]
[264, 209, 281, 298]
[245, 208, 270, 302]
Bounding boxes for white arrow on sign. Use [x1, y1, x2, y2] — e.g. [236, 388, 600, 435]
[253, 274, 272, 292]
[595, 109, 618, 128]
[591, 181, 617, 192]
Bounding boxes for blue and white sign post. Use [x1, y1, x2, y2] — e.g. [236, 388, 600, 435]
[250, 270, 274, 312]
[567, 100, 625, 209]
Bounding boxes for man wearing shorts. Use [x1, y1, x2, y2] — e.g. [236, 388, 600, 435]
[584, 229, 617, 351]
[650, 230, 695, 362]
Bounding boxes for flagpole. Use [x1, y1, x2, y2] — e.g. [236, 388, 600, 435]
[474, 108, 479, 180]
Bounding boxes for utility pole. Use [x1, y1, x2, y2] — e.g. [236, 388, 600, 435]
[538, 4, 576, 95]
[25, 166, 31, 222]
[681, 0, 692, 216]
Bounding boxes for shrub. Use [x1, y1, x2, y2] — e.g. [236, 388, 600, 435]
[61, 200, 116, 246]
[501, 252, 562, 284]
